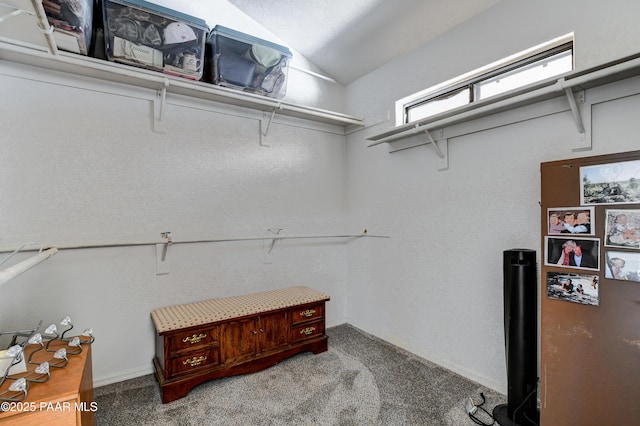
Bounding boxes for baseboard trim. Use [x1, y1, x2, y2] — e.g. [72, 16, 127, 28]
[94, 365, 154, 388]
[342, 322, 507, 395]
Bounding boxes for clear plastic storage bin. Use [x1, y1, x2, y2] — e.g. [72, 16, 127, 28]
[43, 0, 94, 55]
[207, 26, 292, 98]
[102, 0, 209, 80]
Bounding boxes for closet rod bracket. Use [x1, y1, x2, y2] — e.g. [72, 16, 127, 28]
[156, 231, 172, 275]
[160, 232, 172, 261]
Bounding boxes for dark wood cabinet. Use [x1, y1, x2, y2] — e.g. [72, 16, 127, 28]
[151, 286, 330, 403]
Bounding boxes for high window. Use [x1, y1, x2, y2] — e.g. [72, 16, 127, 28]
[397, 34, 574, 125]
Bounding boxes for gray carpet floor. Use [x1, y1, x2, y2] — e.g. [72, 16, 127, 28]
[94, 324, 505, 425]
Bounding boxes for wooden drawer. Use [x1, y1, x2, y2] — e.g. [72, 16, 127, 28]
[292, 303, 324, 324]
[292, 321, 325, 342]
[168, 327, 219, 354]
[170, 348, 220, 377]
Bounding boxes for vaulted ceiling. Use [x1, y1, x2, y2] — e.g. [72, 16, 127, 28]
[227, 0, 502, 85]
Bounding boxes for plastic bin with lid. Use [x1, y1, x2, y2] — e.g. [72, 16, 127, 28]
[102, 0, 209, 80]
[206, 25, 292, 98]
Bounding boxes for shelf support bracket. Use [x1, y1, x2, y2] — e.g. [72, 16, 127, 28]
[386, 126, 448, 170]
[563, 87, 591, 151]
[30, 0, 58, 55]
[259, 104, 282, 147]
[153, 79, 169, 133]
[424, 129, 449, 171]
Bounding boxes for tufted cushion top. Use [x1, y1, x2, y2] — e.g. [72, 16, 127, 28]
[151, 286, 330, 333]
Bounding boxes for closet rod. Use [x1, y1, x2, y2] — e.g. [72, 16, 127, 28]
[0, 233, 389, 253]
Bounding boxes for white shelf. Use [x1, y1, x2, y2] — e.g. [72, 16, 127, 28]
[0, 0, 365, 129]
[367, 52, 640, 161]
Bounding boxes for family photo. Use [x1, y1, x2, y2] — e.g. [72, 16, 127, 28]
[605, 209, 640, 249]
[545, 236, 600, 270]
[546, 271, 599, 306]
[604, 251, 640, 282]
[548, 207, 594, 235]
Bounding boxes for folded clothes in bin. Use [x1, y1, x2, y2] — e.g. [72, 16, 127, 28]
[217, 54, 256, 87]
[207, 25, 292, 98]
[42, 0, 94, 55]
[102, 0, 209, 80]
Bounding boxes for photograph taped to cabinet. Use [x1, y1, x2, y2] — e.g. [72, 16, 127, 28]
[545, 236, 600, 271]
[605, 209, 640, 249]
[547, 206, 594, 236]
[580, 159, 640, 205]
[546, 271, 599, 306]
[604, 250, 640, 282]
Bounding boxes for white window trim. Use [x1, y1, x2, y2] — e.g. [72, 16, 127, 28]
[395, 33, 575, 126]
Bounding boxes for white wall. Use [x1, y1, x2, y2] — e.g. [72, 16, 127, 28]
[0, 60, 350, 385]
[3, 0, 640, 396]
[345, 0, 640, 393]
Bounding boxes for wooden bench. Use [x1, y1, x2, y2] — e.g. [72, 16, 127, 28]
[151, 286, 330, 403]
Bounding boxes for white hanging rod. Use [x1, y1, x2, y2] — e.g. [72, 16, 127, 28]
[179, 233, 389, 245]
[0, 233, 389, 253]
[0, 247, 58, 286]
[289, 65, 337, 83]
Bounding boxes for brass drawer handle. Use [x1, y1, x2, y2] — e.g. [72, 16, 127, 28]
[299, 327, 316, 336]
[182, 333, 207, 344]
[300, 309, 316, 318]
[183, 356, 207, 367]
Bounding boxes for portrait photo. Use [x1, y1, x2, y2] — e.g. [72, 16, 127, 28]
[547, 207, 594, 235]
[604, 251, 640, 282]
[580, 159, 640, 205]
[605, 209, 640, 249]
[546, 271, 599, 306]
[545, 236, 600, 271]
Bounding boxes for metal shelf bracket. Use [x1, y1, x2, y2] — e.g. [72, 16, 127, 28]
[387, 126, 448, 170]
[259, 103, 282, 146]
[153, 79, 169, 133]
[563, 87, 591, 151]
[424, 129, 448, 170]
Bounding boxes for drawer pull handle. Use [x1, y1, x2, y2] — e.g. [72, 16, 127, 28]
[300, 327, 316, 336]
[183, 356, 207, 367]
[183, 333, 207, 344]
[300, 309, 316, 318]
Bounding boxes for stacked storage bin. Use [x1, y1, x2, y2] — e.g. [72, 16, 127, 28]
[207, 25, 292, 98]
[102, 0, 208, 80]
[42, 0, 94, 55]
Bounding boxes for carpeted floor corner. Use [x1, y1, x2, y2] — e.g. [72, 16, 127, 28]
[94, 324, 505, 425]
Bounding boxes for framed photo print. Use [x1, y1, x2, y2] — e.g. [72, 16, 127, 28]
[580, 159, 640, 205]
[604, 251, 640, 282]
[546, 271, 599, 306]
[605, 209, 640, 249]
[545, 236, 600, 271]
[547, 207, 594, 235]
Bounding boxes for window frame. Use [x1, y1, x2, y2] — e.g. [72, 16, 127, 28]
[397, 33, 575, 126]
